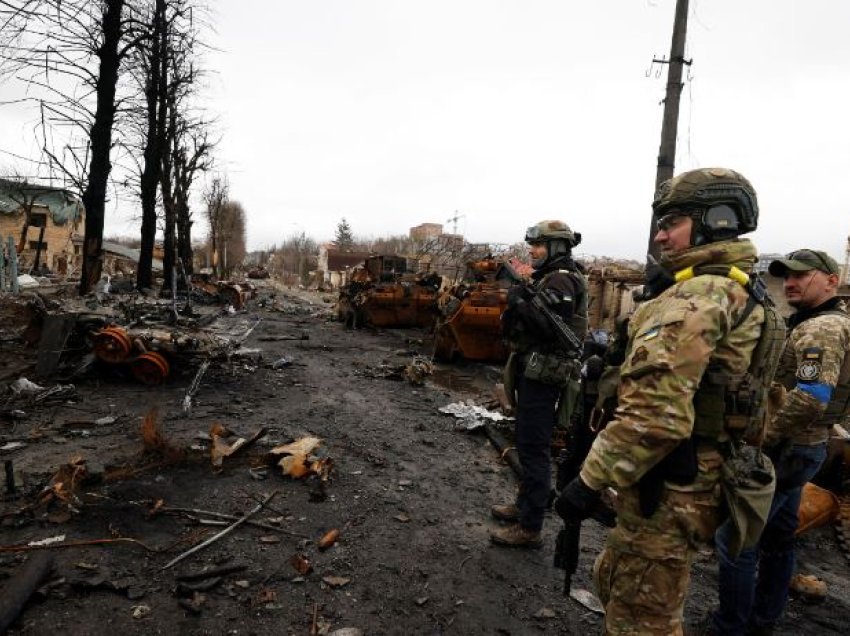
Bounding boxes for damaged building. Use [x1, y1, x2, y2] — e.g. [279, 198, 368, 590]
[0, 178, 84, 275]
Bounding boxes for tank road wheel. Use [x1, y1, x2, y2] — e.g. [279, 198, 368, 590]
[131, 351, 171, 385]
[93, 326, 132, 363]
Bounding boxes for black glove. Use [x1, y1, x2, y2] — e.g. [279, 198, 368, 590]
[555, 477, 600, 522]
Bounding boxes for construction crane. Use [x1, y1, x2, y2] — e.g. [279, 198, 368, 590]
[446, 211, 465, 236]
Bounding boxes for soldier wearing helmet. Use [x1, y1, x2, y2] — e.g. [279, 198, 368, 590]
[490, 219, 589, 548]
[556, 168, 774, 634]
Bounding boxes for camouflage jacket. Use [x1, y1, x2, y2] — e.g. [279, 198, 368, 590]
[581, 239, 764, 491]
[767, 299, 850, 446]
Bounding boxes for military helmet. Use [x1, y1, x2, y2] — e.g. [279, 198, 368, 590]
[652, 167, 758, 243]
[524, 220, 581, 247]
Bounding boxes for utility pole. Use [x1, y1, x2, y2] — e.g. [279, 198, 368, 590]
[647, 0, 691, 261]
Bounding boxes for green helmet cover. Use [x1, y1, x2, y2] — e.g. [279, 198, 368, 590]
[525, 220, 581, 247]
[653, 167, 759, 240]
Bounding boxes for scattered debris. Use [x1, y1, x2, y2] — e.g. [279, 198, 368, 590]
[790, 574, 827, 603]
[27, 535, 66, 547]
[209, 423, 268, 470]
[67, 568, 145, 599]
[403, 357, 433, 385]
[269, 436, 333, 482]
[271, 355, 294, 369]
[0, 442, 26, 452]
[433, 257, 514, 362]
[140, 409, 185, 462]
[337, 255, 441, 329]
[318, 528, 340, 551]
[10, 377, 44, 394]
[290, 553, 313, 576]
[322, 575, 350, 588]
[439, 400, 512, 431]
[258, 333, 308, 342]
[132, 604, 152, 619]
[159, 505, 308, 538]
[161, 491, 279, 570]
[182, 359, 211, 413]
[37, 455, 100, 514]
[175, 563, 248, 582]
[484, 424, 523, 479]
[569, 588, 605, 614]
[0, 537, 158, 554]
[0, 552, 54, 633]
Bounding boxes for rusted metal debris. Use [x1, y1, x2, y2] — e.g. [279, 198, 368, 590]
[337, 255, 442, 329]
[434, 258, 515, 363]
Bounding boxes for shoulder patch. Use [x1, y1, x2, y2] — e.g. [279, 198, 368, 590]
[797, 348, 823, 382]
[802, 347, 823, 361]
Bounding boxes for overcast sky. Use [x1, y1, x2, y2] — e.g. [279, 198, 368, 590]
[2, 1, 849, 263]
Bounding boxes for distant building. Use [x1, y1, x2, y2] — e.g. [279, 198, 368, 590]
[0, 178, 84, 274]
[409, 223, 443, 242]
[754, 252, 784, 275]
[70, 236, 163, 277]
[317, 243, 371, 289]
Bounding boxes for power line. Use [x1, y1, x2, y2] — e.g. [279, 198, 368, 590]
[0, 147, 48, 164]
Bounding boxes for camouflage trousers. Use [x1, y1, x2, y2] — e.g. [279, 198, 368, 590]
[594, 480, 722, 635]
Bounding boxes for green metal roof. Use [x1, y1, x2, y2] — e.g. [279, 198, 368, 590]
[0, 178, 84, 226]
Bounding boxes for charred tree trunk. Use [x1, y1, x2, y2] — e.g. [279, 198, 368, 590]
[176, 198, 193, 275]
[174, 149, 194, 275]
[79, 0, 125, 295]
[160, 27, 176, 293]
[161, 148, 177, 294]
[137, 0, 166, 291]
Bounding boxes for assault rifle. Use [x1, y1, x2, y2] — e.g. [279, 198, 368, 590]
[553, 516, 581, 594]
[528, 288, 584, 353]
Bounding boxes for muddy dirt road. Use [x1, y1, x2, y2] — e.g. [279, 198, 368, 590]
[2, 287, 849, 634]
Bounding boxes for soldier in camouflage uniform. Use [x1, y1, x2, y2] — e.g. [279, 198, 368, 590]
[556, 168, 767, 634]
[711, 249, 850, 635]
[491, 220, 588, 548]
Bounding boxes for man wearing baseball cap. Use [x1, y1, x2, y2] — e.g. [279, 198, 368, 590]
[711, 248, 850, 634]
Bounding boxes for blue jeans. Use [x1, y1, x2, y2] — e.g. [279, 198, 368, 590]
[711, 442, 828, 635]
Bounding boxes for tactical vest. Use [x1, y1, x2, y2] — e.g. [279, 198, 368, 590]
[775, 308, 850, 427]
[539, 268, 589, 349]
[680, 265, 786, 444]
[510, 268, 588, 354]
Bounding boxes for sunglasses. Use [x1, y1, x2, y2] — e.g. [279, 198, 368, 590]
[655, 210, 693, 231]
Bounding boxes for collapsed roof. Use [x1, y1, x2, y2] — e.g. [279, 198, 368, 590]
[0, 178, 84, 225]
